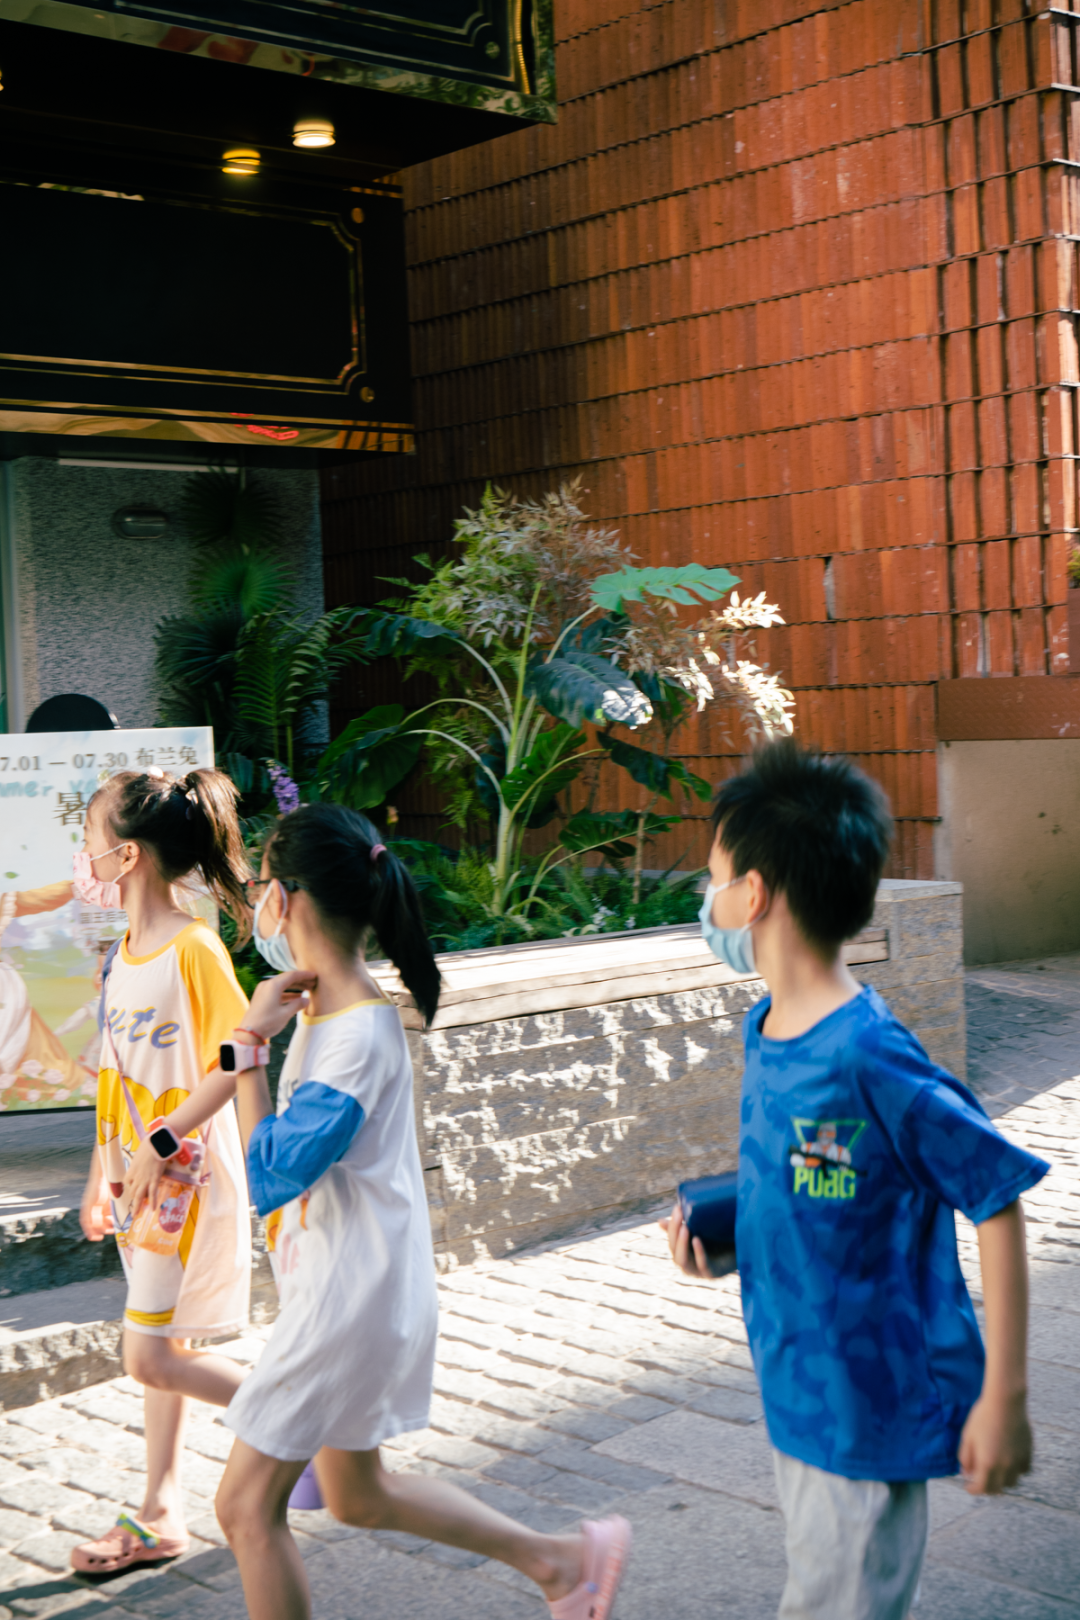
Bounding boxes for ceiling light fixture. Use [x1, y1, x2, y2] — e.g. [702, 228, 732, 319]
[293, 119, 335, 149]
[222, 147, 260, 175]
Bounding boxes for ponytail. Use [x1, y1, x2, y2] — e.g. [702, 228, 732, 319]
[92, 767, 252, 942]
[265, 804, 441, 1027]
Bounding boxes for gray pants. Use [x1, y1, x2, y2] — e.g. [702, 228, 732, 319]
[773, 1451, 928, 1620]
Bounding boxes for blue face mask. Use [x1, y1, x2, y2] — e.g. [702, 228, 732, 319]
[253, 881, 298, 973]
[699, 876, 757, 975]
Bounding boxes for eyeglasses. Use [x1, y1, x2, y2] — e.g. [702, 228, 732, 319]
[244, 877, 305, 898]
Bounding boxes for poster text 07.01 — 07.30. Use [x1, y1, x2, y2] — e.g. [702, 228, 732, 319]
[0, 728, 213, 1112]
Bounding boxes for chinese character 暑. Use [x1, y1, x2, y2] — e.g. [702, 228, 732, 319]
[55, 791, 86, 826]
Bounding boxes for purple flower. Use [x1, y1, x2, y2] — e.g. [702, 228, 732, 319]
[266, 762, 300, 816]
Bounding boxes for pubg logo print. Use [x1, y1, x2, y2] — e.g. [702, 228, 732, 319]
[788, 1118, 867, 1201]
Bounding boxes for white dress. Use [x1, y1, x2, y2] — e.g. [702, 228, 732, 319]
[224, 1000, 438, 1461]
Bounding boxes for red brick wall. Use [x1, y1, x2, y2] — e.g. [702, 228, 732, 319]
[321, 0, 1080, 876]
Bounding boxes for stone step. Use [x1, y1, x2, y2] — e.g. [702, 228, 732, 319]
[0, 1201, 125, 1295]
[0, 1265, 278, 1412]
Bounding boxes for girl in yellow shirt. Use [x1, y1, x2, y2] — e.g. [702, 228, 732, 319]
[70, 767, 253, 1577]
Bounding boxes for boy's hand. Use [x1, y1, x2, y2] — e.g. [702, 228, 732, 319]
[958, 1390, 1033, 1494]
[659, 1201, 715, 1280]
[244, 971, 318, 1040]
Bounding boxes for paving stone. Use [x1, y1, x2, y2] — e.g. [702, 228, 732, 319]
[466, 1481, 574, 1535]
[9, 1531, 84, 1574]
[479, 1455, 556, 1490]
[0, 1433, 46, 1463]
[686, 1385, 764, 1425]
[538, 1409, 635, 1444]
[415, 1436, 503, 1472]
[604, 1393, 678, 1422]
[0, 1510, 50, 1551]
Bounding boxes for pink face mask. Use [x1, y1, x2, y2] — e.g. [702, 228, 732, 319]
[72, 845, 127, 910]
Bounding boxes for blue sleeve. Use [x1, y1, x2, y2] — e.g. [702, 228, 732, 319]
[892, 1066, 1050, 1225]
[246, 1081, 365, 1217]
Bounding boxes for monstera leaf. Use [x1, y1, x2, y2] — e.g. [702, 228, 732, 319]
[313, 706, 420, 811]
[600, 736, 713, 802]
[590, 565, 740, 613]
[527, 651, 652, 730]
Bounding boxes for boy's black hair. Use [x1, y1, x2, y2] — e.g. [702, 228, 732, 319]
[711, 739, 892, 953]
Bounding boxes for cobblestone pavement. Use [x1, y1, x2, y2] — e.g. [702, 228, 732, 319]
[1, 964, 1079, 1619]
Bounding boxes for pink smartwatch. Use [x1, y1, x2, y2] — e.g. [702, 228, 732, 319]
[219, 1039, 271, 1073]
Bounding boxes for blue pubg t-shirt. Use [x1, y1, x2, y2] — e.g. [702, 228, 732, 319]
[737, 985, 1049, 1482]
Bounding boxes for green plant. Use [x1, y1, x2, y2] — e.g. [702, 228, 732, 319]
[337, 481, 794, 935]
[155, 470, 374, 783]
[376, 838, 704, 952]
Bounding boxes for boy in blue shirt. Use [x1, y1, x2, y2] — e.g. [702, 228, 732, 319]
[664, 740, 1049, 1620]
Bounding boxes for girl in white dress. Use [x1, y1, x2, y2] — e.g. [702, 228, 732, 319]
[214, 804, 631, 1620]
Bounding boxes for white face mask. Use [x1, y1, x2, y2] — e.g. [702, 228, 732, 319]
[252, 881, 297, 973]
[698, 874, 759, 975]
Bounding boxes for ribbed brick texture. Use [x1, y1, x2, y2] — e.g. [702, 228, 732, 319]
[321, 0, 1080, 877]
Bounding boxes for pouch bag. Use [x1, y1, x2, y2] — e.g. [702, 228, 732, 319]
[677, 1171, 738, 1277]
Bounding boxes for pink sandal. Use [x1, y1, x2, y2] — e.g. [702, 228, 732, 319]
[549, 1515, 632, 1620]
[71, 1512, 189, 1576]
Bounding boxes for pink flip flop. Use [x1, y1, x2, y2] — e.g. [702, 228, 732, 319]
[549, 1515, 632, 1620]
[71, 1512, 189, 1576]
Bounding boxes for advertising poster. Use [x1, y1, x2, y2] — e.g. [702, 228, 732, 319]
[0, 727, 213, 1112]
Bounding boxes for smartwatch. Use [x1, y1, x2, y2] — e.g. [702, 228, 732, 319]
[220, 1039, 271, 1073]
[148, 1118, 182, 1162]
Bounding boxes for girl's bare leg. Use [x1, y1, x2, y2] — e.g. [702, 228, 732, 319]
[123, 1331, 249, 1540]
[318, 1447, 585, 1603]
[123, 1328, 248, 1407]
[139, 1387, 189, 1539]
[216, 1440, 309, 1620]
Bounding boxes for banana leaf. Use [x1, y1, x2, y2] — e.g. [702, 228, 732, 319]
[558, 808, 679, 860]
[500, 724, 585, 818]
[314, 706, 421, 811]
[527, 650, 652, 729]
[600, 735, 713, 802]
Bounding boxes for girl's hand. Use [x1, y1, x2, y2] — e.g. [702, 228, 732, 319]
[659, 1201, 715, 1280]
[124, 1137, 168, 1215]
[80, 1169, 113, 1240]
[244, 971, 318, 1040]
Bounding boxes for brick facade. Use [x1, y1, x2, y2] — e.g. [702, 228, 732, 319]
[321, 0, 1080, 876]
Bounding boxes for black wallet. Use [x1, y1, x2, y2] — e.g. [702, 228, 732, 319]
[677, 1171, 738, 1277]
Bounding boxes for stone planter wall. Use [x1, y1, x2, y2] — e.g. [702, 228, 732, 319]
[371, 879, 964, 1269]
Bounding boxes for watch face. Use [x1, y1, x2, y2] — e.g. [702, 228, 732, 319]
[150, 1126, 178, 1159]
[220, 1044, 237, 1072]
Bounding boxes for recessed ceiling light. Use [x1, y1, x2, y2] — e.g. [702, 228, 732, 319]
[222, 148, 260, 175]
[293, 119, 335, 149]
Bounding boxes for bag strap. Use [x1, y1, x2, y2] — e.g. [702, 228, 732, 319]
[96, 938, 122, 1035]
[103, 1014, 211, 1174]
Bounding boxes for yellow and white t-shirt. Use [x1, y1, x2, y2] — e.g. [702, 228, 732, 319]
[98, 920, 251, 1336]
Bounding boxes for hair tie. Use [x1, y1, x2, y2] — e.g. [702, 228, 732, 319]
[370, 843, 387, 862]
[145, 766, 165, 779]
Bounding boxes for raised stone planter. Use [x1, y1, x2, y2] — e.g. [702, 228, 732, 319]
[371, 879, 964, 1269]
